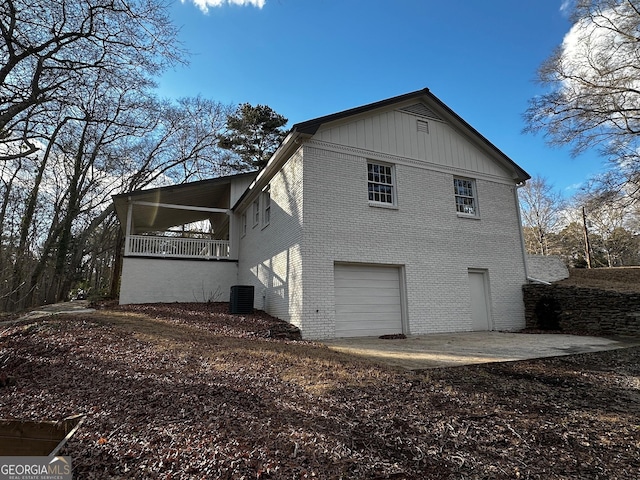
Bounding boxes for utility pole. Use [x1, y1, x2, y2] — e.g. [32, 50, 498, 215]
[582, 206, 593, 269]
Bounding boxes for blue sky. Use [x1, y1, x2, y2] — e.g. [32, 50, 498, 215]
[158, 0, 605, 198]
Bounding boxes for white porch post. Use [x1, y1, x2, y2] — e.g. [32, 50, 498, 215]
[228, 210, 238, 259]
[124, 199, 133, 256]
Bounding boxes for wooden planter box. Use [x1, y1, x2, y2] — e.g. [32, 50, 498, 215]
[0, 414, 85, 456]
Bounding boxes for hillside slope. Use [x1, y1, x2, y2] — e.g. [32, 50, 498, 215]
[555, 267, 640, 294]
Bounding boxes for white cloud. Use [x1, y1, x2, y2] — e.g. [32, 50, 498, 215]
[182, 0, 266, 14]
[559, 0, 574, 17]
[564, 182, 583, 193]
[558, 3, 640, 111]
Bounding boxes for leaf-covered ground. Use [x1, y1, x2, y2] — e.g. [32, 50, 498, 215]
[1, 303, 639, 479]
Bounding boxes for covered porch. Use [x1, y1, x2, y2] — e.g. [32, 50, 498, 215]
[113, 173, 256, 261]
[112, 173, 257, 305]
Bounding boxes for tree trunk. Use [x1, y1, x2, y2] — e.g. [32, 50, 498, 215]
[582, 206, 593, 269]
[9, 119, 70, 309]
[110, 229, 124, 300]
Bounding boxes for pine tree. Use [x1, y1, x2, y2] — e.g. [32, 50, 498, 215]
[218, 103, 287, 171]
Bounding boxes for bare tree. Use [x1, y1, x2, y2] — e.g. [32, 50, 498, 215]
[0, 0, 238, 311]
[122, 97, 234, 192]
[524, 0, 640, 200]
[0, 1, 271, 311]
[1, 0, 184, 308]
[3, 92, 232, 309]
[552, 222, 593, 267]
[580, 189, 639, 266]
[519, 176, 566, 255]
[0, 0, 182, 154]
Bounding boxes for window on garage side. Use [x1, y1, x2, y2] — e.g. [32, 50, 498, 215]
[454, 177, 478, 216]
[367, 161, 396, 206]
[262, 186, 271, 228]
[253, 198, 260, 227]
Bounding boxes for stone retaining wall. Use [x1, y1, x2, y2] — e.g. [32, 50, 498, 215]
[522, 284, 640, 336]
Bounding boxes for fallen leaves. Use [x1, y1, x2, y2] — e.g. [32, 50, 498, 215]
[0, 303, 639, 479]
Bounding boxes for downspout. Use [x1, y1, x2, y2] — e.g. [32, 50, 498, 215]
[514, 183, 531, 283]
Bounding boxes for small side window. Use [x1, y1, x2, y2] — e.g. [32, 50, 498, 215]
[262, 187, 271, 228]
[253, 198, 260, 227]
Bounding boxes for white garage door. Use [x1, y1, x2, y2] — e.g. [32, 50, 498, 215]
[334, 264, 403, 337]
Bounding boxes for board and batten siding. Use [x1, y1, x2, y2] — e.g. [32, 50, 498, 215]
[314, 108, 509, 179]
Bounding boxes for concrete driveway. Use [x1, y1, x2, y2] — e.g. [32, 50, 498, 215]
[322, 332, 640, 370]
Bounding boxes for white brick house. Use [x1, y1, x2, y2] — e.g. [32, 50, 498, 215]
[113, 88, 531, 339]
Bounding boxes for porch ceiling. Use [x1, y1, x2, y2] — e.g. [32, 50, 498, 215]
[113, 178, 232, 233]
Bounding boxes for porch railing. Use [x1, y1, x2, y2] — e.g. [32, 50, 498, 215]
[126, 235, 230, 260]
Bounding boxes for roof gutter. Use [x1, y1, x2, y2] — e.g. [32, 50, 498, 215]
[515, 182, 530, 284]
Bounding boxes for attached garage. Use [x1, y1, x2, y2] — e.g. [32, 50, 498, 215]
[334, 264, 404, 337]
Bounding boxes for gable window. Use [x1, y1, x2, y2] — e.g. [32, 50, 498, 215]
[367, 162, 395, 205]
[262, 186, 271, 228]
[454, 177, 478, 216]
[253, 198, 260, 227]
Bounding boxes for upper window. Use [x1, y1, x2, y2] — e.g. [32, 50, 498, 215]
[367, 162, 395, 205]
[241, 212, 247, 237]
[262, 187, 271, 227]
[454, 177, 478, 216]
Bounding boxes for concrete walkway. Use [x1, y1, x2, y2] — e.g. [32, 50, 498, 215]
[8, 300, 95, 323]
[323, 331, 640, 370]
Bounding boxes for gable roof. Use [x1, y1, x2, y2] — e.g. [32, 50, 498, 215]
[235, 88, 530, 211]
[293, 89, 437, 135]
[294, 88, 530, 181]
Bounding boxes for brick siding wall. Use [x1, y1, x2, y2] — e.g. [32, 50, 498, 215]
[119, 258, 238, 304]
[237, 141, 528, 339]
[237, 150, 305, 328]
[526, 255, 570, 283]
[299, 142, 527, 338]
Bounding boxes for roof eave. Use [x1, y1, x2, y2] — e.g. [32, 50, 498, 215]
[292, 88, 432, 135]
[424, 92, 531, 183]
